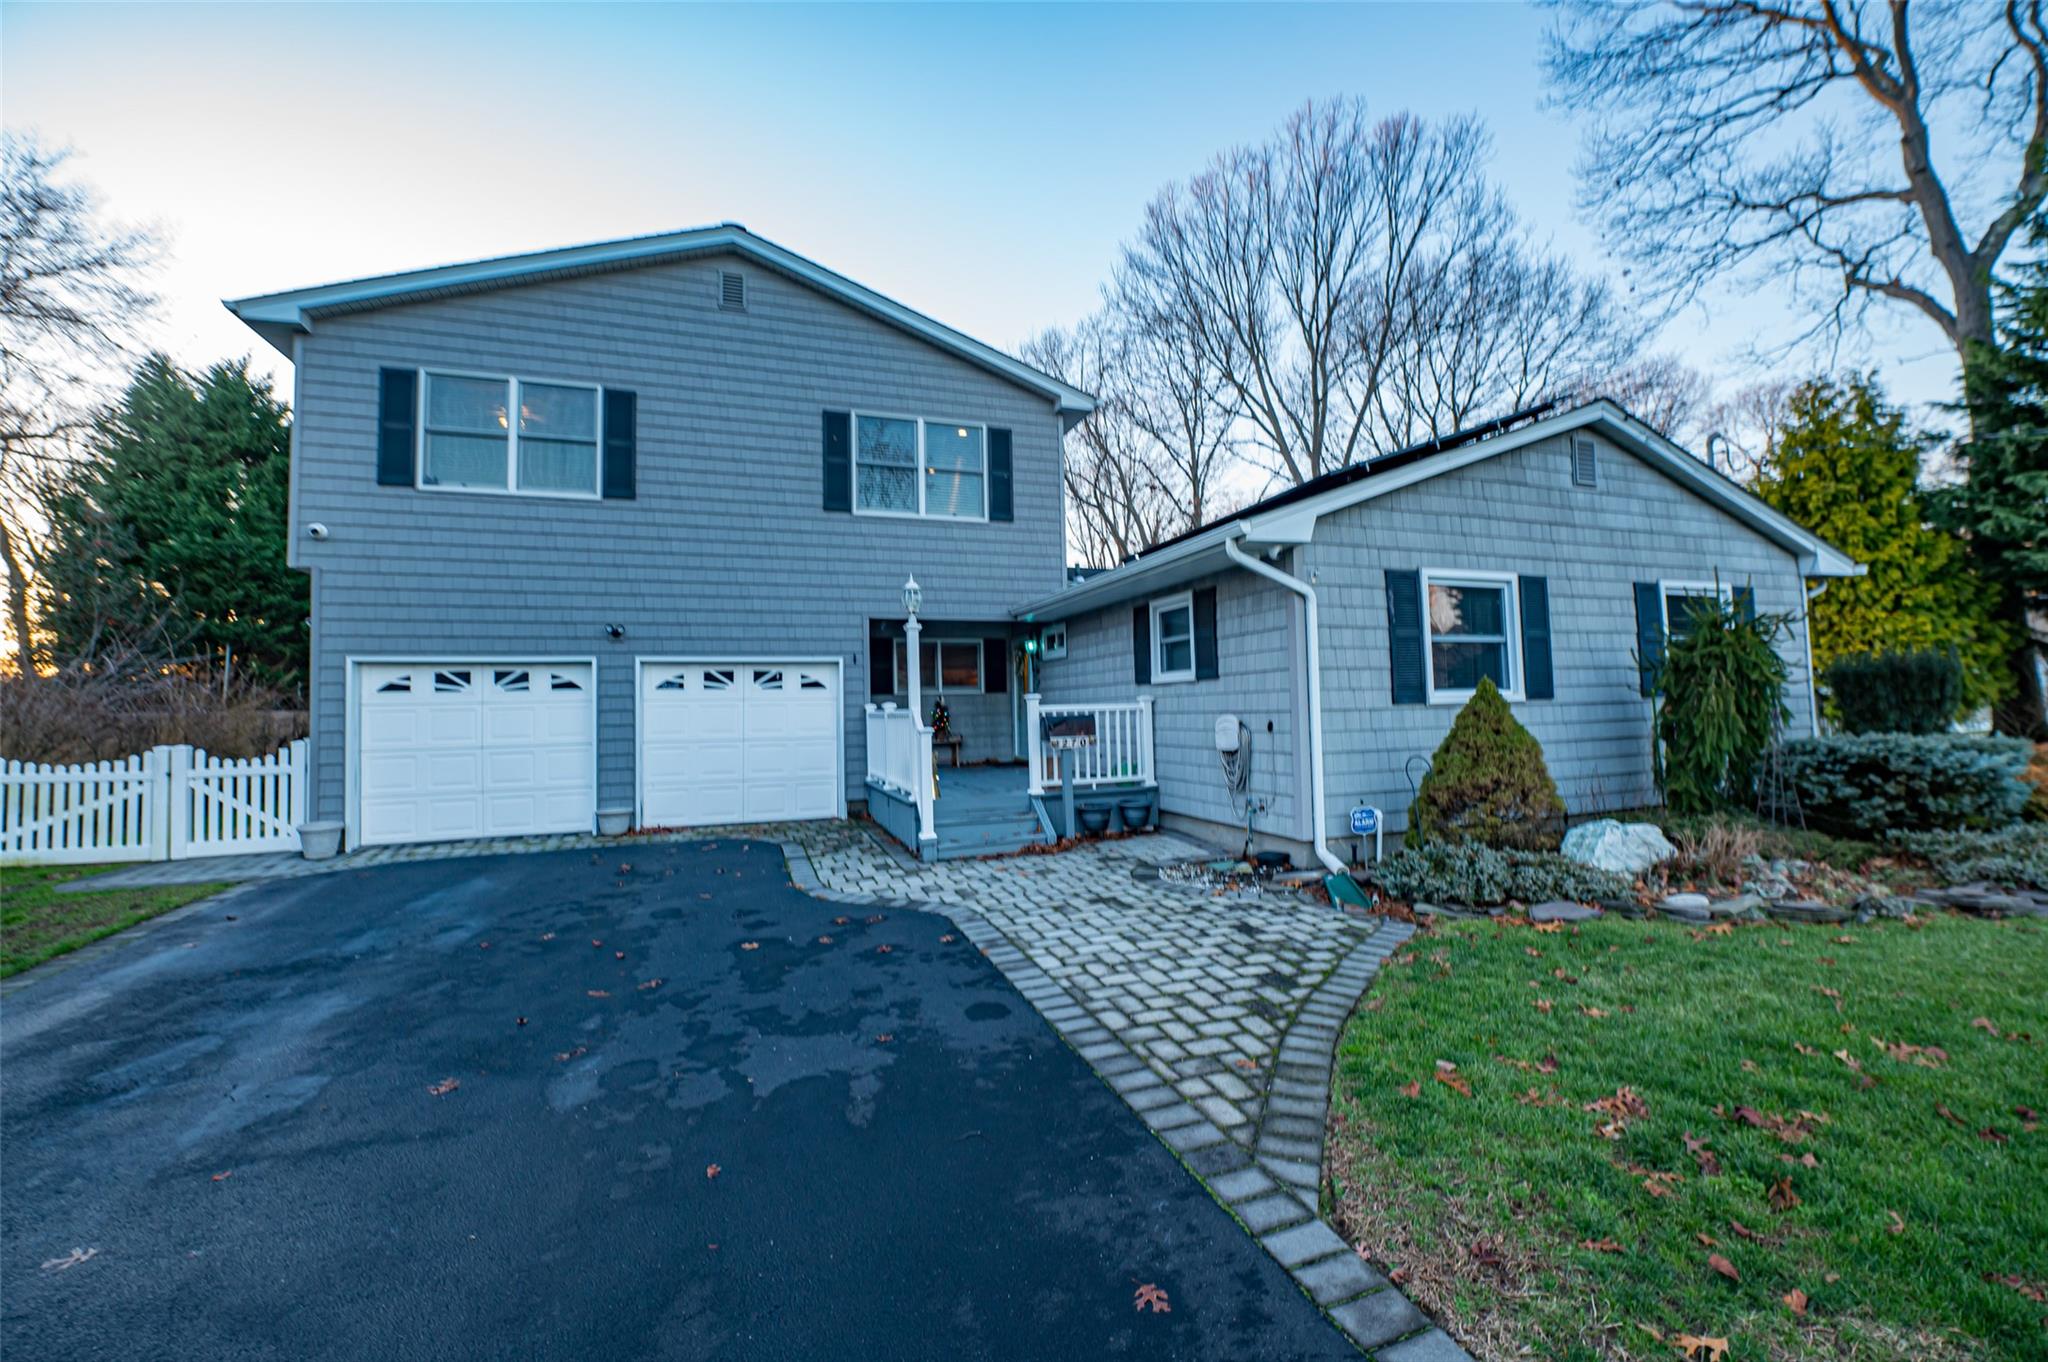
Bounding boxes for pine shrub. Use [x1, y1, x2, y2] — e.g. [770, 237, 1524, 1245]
[1822, 649, 1964, 734]
[1779, 733, 2033, 837]
[1655, 594, 1789, 814]
[1406, 677, 1566, 851]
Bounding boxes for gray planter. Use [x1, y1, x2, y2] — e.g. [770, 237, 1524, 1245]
[1076, 804, 1113, 836]
[596, 808, 632, 837]
[1116, 800, 1152, 832]
[297, 821, 344, 861]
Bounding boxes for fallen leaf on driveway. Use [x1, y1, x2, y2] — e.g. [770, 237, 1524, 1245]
[637, 979, 662, 991]
[1133, 1283, 1171, 1313]
[833, 916, 850, 925]
[864, 914, 886, 924]
[1706, 1253, 1740, 1282]
[587, 990, 611, 998]
[740, 942, 760, 951]
[875, 1034, 894, 1044]
[40, 1248, 97, 1272]
[428, 1077, 460, 1096]
[211, 1170, 232, 1182]
[705, 1164, 721, 1180]
[876, 944, 894, 954]
[614, 951, 625, 960]
[939, 934, 956, 944]
[541, 932, 555, 941]
[817, 934, 834, 944]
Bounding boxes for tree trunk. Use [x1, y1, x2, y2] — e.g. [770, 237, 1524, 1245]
[0, 518, 40, 677]
[1993, 583, 2048, 741]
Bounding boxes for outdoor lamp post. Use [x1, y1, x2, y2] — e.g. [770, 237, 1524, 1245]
[902, 575, 923, 727]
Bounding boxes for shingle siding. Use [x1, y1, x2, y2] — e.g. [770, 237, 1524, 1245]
[290, 254, 1065, 826]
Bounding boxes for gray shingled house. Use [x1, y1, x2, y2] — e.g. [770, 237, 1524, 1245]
[228, 226, 1856, 865]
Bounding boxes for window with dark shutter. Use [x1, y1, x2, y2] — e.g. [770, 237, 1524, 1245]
[1131, 604, 1151, 685]
[1193, 586, 1219, 681]
[1633, 582, 1665, 697]
[1385, 570, 1425, 704]
[601, 389, 636, 499]
[1519, 575, 1553, 700]
[377, 368, 418, 486]
[822, 411, 851, 512]
[988, 428, 1013, 522]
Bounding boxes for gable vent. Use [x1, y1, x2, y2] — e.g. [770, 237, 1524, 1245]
[1570, 437, 1597, 487]
[718, 269, 747, 312]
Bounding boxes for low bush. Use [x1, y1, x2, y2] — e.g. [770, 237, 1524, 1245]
[1779, 733, 2034, 838]
[1887, 825, 2048, 891]
[1373, 841, 1631, 906]
[1406, 677, 1565, 851]
[1665, 818, 1763, 885]
[1821, 648, 1963, 734]
[0, 653, 305, 764]
[2025, 744, 2048, 823]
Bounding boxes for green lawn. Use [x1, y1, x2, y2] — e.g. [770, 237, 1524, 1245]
[1, 863, 230, 978]
[1328, 912, 2047, 1362]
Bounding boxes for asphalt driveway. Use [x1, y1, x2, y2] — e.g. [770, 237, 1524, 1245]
[1, 840, 1355, 1360]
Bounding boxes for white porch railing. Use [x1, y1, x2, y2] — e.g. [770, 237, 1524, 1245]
[864, 704, 935, 845]
[1024, 694, 1155, 795]
[2, 740, 307, 865]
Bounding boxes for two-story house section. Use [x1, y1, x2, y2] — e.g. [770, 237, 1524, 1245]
[228, 225, 1094, 850]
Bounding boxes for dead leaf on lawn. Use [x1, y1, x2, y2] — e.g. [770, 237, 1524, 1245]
[1580, 1237, 1623, 1253]
[1971, 1016, 2000, 1033]
[1936, 1103, 1968, 1127]
[1398, 1080, 1422, 1099]
[1729, 1219, 1782, 1246]
[1534, 998, 1554, 1013]
[1683, 1131, 1722, 1176]
[1982, 1273, 2047, 1303]
[1672, 1332, 1730, 1360]
[1977, 1126, 2009, 1143]
[1779, 1152, 1820, 1168]
[1831, 1048, 1864, 1073]
[1707, 1252, 1740, 1282]
[1783, 1288, 1809, 1314]
[1133, 1282, 1171, 1313]
[1580, 1005, 1609, 1018]
[1526, 947, 1544, 958]
[1434, 1061, 1472, 1098]
[1696, 1232, 1718, 1247]
[1887, 1209, 1906, 1234]
[1794, 1042, 1820, 1057]
[1768, 1176, 1801, 1211]
[427, 1077, 460, 1096]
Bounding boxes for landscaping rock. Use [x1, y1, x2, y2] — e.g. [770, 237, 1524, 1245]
[1766, 898, 1852, 924]
[1852, 894, 1918, 920]
[1529, 900, 1600, 923]
[1917, 883, 2048, 917]
[1659, 892, 1712, 921]
[1562, 820, 1677, 876]
[1706, 892, 1765, 917]
[1598, 896, 1649, 919]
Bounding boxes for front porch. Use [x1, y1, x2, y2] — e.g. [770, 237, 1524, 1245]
[864, 696, 1159, 861]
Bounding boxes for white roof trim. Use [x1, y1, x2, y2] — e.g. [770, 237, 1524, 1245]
[225, 223, 1095, 419]
[1013, 400, 1859, 621]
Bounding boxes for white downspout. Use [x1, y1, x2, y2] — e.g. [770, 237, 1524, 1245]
[1224, 535, 1345, 875]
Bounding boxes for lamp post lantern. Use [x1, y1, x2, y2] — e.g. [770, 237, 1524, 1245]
[902, 576, 924, 727]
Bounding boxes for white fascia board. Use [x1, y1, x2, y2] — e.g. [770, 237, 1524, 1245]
[225, 225, 1095, 416]
[1011, 526, 1243, 623]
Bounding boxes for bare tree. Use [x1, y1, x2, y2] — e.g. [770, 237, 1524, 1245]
[1, 133, 158, 674]
[1545, 0, 2047, 409]
[1116, 101, 1497, 484]
[1583, 352, 1716, 443]
[1110, 288, 1240, 528]
[1701, 377, 1800, 481]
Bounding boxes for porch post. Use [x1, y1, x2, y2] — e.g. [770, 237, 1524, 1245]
[904, 614, 923, 732]
[1137, 694, 1156, 786]
[1024, 693, 1044, 795]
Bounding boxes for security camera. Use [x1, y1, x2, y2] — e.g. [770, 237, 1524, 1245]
[306, 523, 329, 540]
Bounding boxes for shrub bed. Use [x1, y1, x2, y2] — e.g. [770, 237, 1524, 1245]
[1778, 733, 2033, 837]
[1888, 825, 2048, 890]
[1373, 841, 1630, 906]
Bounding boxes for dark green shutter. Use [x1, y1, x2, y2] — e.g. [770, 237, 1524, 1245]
[1519, 575, 1553, 700]
[869, 630, 892, 697]
[1386, 570, 1425, 704]
[601, 389, 636, 499]
[1733, 585, 1756, 621]
[1633, 582, 1665, 697]
[983, 638, 1008, 693]
[988, 428, 1013, 522]
[822, 411, 851, 512]
[377, 368, 417, 486]
[1193, 586, 1219, 681]
[1132, 605, 1151, 685]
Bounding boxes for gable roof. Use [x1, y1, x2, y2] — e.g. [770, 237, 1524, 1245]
[1013, 399, 1860, 624]
[225, 223, 1096, 424]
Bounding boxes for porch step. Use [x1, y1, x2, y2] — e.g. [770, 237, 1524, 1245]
[933, 805, 1046, 860]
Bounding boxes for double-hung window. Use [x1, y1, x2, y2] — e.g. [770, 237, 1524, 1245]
[1661, 581, 1732, 642]
[1150, 592, 1196, 684]
[854, 414, 985, 519]
[1422, 570, 1521, 702]
[421, 371, 599, 497]
[895, 639, 983, 693]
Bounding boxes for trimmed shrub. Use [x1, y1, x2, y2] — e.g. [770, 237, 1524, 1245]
[1821, 649, 1964, 734]
[2025, 745, 2048, 824]
[1887, 825, 2047, 891]
[1655, 593, 1790, 813]
[1779, 733, 2034, 837]
[1406, 677, 1566, 851]
[1373, 842, 1631, 906]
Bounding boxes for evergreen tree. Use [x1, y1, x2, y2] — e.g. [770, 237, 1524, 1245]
[36, 355, 306, 692]
[1940, 218, 2048, 738]
[1754, 375, 2014, 721]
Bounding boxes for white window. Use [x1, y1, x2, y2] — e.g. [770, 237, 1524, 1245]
[1422, 570, 1521, 703]
[421, 371, 599, 498]
[853, 414, 985, 520]
[1660, 580, 1733, 642]
[1150, 592, 1196, 684]
[894, 639, 983, 693]
[1039, 623, 1067, 661]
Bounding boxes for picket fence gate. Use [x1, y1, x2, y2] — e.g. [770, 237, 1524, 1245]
[1, 740, 307, 865]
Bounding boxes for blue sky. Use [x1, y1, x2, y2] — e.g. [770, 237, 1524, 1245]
[1, 1, 1960, 420]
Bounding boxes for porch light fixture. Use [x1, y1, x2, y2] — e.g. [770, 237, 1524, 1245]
[901, 575, 922, 617]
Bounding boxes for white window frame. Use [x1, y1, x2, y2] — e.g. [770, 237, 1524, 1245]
[1420, 568, 1523, 705]
[1149, 591, 1197, 685]
[850, 411, 988, 522]
[1039, 623, 1067, 661]
[417, 368, 602, 500]
[894, 637, 985, 694]
[1659, 579, 1734, 639]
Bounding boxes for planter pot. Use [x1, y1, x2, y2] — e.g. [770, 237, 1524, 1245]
[1076, 804, 1114, 836]
[296, 821, 344, 861]
[1116, 800, 1153, 832]
[596, 808, 632, 837]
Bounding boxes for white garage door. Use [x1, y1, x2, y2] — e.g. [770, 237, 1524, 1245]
[641, 662, 840, 827]
[357, 663, 595, 846]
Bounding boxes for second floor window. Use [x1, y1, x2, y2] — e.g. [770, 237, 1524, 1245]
[855, 414, 985, 519]
[422, 372, 599, 497]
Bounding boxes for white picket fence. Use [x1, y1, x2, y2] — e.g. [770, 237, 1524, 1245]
[1, 740, 306, 865]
